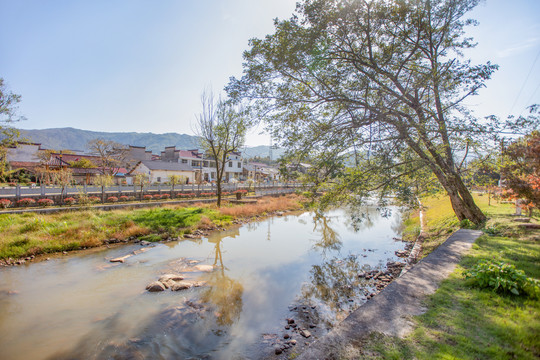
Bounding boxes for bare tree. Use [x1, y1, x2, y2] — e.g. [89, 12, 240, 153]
[87, 139, 130, 176]
[195, 90, 248, 207]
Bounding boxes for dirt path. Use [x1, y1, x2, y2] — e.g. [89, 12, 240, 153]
[296, 229, 483, 360]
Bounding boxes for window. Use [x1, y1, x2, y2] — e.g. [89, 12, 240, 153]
[229, 161, 232, 167]
[157, 177, 161, 183]
[237, 162, 241, 168]
[181, 159, 187, 164]
[203, 161, 208, 167]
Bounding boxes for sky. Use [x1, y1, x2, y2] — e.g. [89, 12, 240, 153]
[1, 0, 539, 146]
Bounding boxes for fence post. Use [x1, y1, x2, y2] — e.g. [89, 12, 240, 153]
[16, 184, 21, 201]
[158, 183, 161, 194]
[40, 184, 45, 197]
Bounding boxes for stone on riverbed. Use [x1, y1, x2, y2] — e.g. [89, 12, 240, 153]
[158, 274, 185, 288]
[171, 280, 207, 291]
[145, 281, 166, 292]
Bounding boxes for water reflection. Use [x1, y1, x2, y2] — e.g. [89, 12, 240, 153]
[201, 232, 244, 327]
[311, 211, 342, 255]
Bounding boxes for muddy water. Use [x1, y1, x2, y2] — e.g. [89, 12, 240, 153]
[0, 207, 406, 359]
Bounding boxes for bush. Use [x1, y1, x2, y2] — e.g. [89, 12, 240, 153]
[153, 194, 162, 200]
[37, 198, 54, 207]
[17, 198, 36, 207]
[107, 196, 119, 203]
[234, 189, 248, 194]
[64, 197, 77, 206]
[177, 193, 195, 198]
[465, 260, 540, 297]
[459, 219, 474, 229]
[119, 195, 129, 202]
[0, 199, 12, 209]
[161, 193, 170, 199]
[143, 195, 153, 200]
[127, 196, 136, 201]
[88, 196, 100, 203]
[200, 192, 216, 197]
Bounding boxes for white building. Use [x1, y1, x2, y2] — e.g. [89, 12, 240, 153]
[128, 160, 195, 184]
[160, 146, 243, 182]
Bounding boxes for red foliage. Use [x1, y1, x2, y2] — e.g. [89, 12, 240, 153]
[0, 199, 12, 209]
[37, 198, 54, 207]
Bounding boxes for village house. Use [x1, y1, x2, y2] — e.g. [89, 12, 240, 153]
[160, 146, 244, 183]
[128, 160, 195, 184]
[243, 162, 280, 182]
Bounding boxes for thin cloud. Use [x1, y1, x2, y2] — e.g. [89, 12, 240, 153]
[497, 37, 540, 58]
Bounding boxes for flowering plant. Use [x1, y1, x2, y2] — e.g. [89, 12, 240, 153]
[17, 198, 36, 206]
[64, 197, 77, 205]
[37, 198, 54, 207]
[119, 195, 129, 202]
[107, 196, 119, 203]
[0, 199, 12, 209]
[143, 195, 153, 200]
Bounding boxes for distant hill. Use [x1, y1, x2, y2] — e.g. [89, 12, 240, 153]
[19, 127, 285, 159]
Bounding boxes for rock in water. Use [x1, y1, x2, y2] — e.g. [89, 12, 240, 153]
[299, 329, 311, 338]
[146, 281, 166, 292]
[193, 264, 215, 272]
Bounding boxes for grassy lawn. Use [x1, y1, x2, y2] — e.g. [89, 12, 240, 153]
[0, 195, 303, 260]
[359, 193, 540, 360]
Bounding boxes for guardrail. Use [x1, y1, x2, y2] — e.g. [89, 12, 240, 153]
[0, 182, 304, 200]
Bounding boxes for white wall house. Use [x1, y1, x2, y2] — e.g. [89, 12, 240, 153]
[128, 160, 195, 184]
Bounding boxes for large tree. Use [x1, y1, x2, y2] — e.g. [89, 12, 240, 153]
[227, 0, 514, 224]
[195, 90, 248, 207]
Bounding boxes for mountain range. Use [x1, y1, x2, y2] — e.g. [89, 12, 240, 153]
[19, 127, 284, 159]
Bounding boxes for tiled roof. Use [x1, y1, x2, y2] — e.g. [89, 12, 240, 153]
[140, 160, 194, 171]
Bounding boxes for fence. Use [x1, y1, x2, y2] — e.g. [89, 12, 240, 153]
[0, 182, 303, 201]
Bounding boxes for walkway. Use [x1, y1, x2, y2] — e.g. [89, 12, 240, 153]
[297, 229, 484, 360]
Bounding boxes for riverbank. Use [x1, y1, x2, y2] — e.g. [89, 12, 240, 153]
[310, 194, 540, 359]
[0, 194, 305, 265]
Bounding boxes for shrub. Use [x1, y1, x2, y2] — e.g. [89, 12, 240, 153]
[17, 198, 36, 207]
[222, 192, 230, 196]
[64, 197, 77, 206]
[37, 198, 54, 207]
[465, 260, 540, 297]
[234, 189, 248, 194]
[161, 193, 170, 199]
[88, 196, 100, 203]
[200, 192, 216, 197]
[127, 196, 136, 201]
[107, 196, 119, 203]
[119, 195, 129, 202]
[153, 194, 162, 200]
[0, 199, 12, 209]
[459, 219, 474, 229]
[177, 193, 195, 198]
[143, 195, 153, 200]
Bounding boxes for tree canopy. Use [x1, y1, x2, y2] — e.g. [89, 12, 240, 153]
[228, 0, 537, 224]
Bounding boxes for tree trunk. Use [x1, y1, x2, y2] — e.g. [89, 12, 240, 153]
[440, 174, 486, 225]
[216, 181, 222, 207]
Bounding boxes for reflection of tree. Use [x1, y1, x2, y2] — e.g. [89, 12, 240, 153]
[343, 205, 381, 232]
[312, 212, 342, 255]
[200, 234, 243, 326]
[301, 255, 367, 322]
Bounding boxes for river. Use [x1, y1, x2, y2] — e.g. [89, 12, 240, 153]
[0, 206, 407, 359]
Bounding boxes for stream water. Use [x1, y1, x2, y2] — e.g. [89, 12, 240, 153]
[0, 207, 406, 359]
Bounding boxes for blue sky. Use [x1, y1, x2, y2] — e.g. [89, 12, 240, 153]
[1, 0, 539, 146]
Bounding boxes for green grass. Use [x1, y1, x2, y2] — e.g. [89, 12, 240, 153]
[0, 205, 231, 259]
[357, 194, 540, 360]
